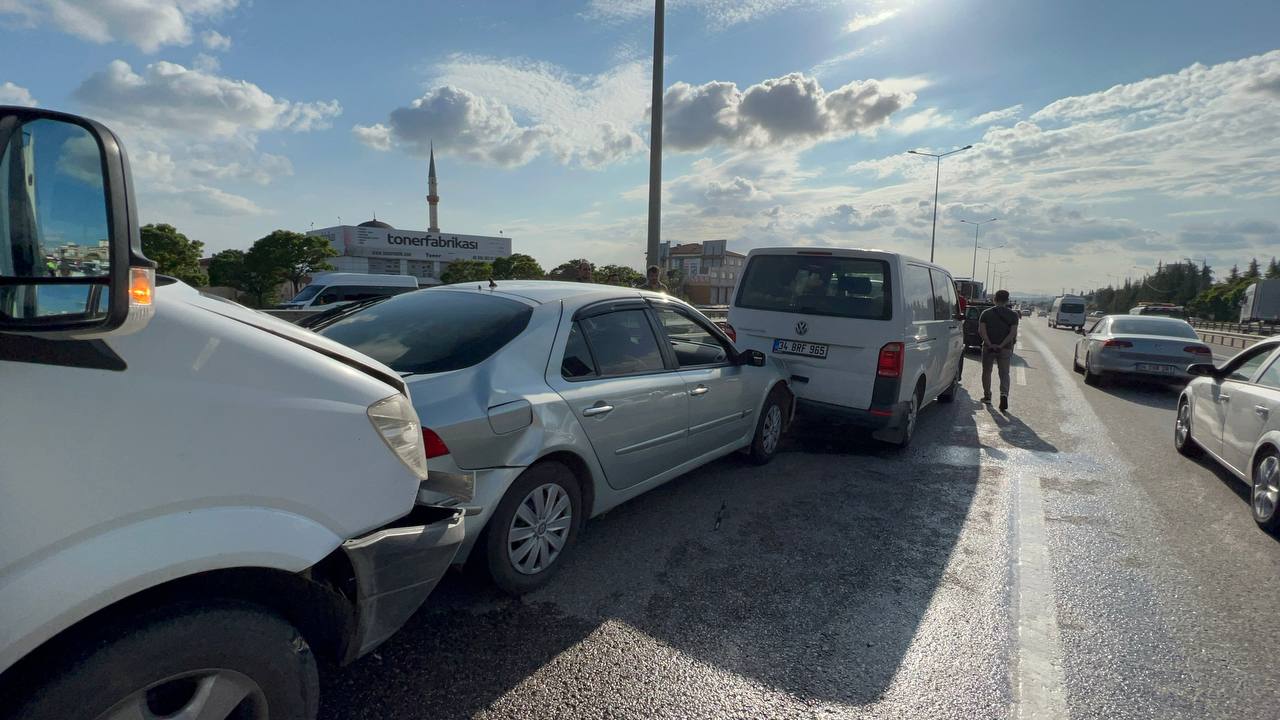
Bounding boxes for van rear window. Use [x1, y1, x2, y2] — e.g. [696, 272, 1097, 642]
[735, 255, 891, 320]
[1061, 303, 1085, 314]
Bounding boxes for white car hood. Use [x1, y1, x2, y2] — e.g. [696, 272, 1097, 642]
[159, 282, 406, 394]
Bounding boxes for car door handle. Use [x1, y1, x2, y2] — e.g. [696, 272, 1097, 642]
[1217, 395, 1230, 402]
[1258, 405, 1271, 417]
[689, 384, 709, 396]
[582, 402, 614, 417]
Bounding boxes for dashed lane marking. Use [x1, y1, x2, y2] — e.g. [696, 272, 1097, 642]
[1016, 366, 1028, 386]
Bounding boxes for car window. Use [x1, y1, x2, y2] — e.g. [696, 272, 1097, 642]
[930, 269, 955, 320]
[735, 255, 891, 320]
[561, 322, 597, 379]
[289, 284, 323, 303]
[653, 307, 730, 367]
[578, 309, 666, 376]
[1227, 348, 1272, 382]
[1256, 355, 1280, 390]
[317, 290, 532, 374]
[1107, 317, 1199, 338]
[903, 264, 934, 323]
[1061, 302, 1085, 314]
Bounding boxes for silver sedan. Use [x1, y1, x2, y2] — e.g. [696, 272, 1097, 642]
[315, 281, 793, 594]
[1072, 315, 1214, 385]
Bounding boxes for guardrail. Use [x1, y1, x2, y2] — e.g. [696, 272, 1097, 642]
[1188, 318, 1277, 337]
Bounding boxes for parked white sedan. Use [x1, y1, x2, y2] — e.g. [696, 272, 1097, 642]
[1175, 338, 1280, 532]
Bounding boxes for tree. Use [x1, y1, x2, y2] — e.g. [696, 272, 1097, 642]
[239, 244, 287, 307]
[249, 230, 337, 296]
[440, 259, 493, 285]
[592, 264, 645, 286]
[1245, 257, 1262, 279]
[1227, 264, 1240, 282]
[140, 223, 206, 286]
[1267, 257, 1280, 279]
[206, 249, 246, 288]
[492, 253, 544, 280]
[548, 258, 594, 282]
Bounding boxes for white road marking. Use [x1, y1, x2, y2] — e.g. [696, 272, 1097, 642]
[1016, 366, 1027, 386]
[1013, 473, 1069, 719]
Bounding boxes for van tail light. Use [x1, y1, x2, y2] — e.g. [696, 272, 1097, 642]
[716, 321, 737, 342]
[877, 342, 904, 378]
[1102, 339, 1132, 348]
[422, 428, 450, 459]
[1184, 345, 1212, 355]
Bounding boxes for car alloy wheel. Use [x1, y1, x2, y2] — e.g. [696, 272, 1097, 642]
[508, 482, 573, 575]
[97, 669, 266, 720]
[761, 403, 782, 455]
[1252, 453, 1280, 530]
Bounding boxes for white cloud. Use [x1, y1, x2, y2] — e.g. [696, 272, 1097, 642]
[352, 123, 392, 151]
[2, 0, 239, 52]
[845, 8, 898, 33]
[663, 72, 914, 151]
[967, 104, 1022, 127]
[192, 52, 219, 72]
[380, 85, 552, 167]
[201, 28, 230, 51]
[893, 107, 953, 134]
[73, 60, 341, 136]
[0, 81, 37, 106]
[811, 39, 886, 77]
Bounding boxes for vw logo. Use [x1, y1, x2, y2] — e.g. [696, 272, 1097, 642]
[795, 321, 808, 336]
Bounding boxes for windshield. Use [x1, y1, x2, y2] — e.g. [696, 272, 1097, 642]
[1060, 303, 1085, 314]
[317, 290, 531, 374]
[1108, 317, 1199, 338]
[288, 284, 323, 303]
[736, 255, 890, 319]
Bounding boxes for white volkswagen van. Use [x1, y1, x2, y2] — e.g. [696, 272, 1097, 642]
[726, 247, 964, 447]
[280, 272, 419, 309]
[1049, 294, 1087, 330]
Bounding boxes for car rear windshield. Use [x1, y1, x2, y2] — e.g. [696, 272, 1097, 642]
[1108, 318, 1199, 338]
[735, 255, 891, 320]
[318, 291, 533, 374]
[1061, 303, 1085, 313]
[289, 284, 323, 303]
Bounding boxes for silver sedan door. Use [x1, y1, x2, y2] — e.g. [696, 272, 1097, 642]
[651, 303, 754, 458]
[548, 303, 690, 491]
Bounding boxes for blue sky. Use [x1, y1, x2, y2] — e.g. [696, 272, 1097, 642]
[3, 0, 1278, 294]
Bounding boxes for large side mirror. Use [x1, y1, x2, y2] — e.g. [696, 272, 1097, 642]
[739, 349, 767, 367]
[1075, 326, 1086, 335]
[0, 107, 154, 338]
[1186, 363, 1217, 378]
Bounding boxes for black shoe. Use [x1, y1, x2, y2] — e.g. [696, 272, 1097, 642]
[999, 396, 1009, 411]
[981, 395, 992, 404]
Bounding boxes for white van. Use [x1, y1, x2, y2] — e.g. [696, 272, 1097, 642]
[280, 272, 419, 309]
[726, 247, 964, 447]
[1050, 295, 1087, 330]
[0, 108, 466, 718]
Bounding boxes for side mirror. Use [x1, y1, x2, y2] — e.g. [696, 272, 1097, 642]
[1075, 327, 1086, 335]
[740, 349, 767, 367]
[0, 107, 154, 338]
[1186, 363, 1217, 378]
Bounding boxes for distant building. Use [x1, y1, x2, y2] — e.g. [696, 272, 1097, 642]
[305, 146, 511, 285]
[658, 239, 745, 305]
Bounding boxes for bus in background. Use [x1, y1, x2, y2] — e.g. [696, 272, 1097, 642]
[1049, 294, 1087, 330]
[954, 278, 984, 301]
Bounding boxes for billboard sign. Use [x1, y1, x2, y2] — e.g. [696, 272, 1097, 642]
[309, 226, 512, 263]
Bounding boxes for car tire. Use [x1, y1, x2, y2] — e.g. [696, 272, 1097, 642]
[1174, 397, 1202, 458]
[1251, 449, 1280, 534]
[482, 461, 583, 595]
[748, 388, 787, 465]
[889, 382, 924, 450]
[1083, 355, 1103, 386]
[9, 602, 319, 720]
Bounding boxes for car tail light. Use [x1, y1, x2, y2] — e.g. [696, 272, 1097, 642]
[1184, 345, 1212, 355]
[422, 427, 450, 459]
[1102, 339, 1132, 348]
[877, 342, 904, 378]
[716, 320, 737, 342]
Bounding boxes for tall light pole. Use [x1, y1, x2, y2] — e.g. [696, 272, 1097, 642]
[982, 244, 1006, 293]
[961, 217, 997, 295]
[908, 144, 972, 262]
[645, 0, 665, 272]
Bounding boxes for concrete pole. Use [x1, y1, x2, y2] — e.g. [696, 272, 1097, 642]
[645, 0, 664, 272]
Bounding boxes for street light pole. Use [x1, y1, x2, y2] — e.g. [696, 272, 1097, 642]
[982, 244, 1006, 294]
[908, 144, 972, 262]
[961, 217, 997, 296]
[645, 0, 665, 272]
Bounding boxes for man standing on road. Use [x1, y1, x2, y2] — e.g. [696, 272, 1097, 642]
[979, 289, 1020, 411]
[644, 265, 669, 293]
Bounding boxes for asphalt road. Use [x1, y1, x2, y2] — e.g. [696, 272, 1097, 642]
[320, 320, 1278, 720]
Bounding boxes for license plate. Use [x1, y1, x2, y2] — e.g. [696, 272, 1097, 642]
[773, 339, 828, 358]
[1136, 363, 1173, 374]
